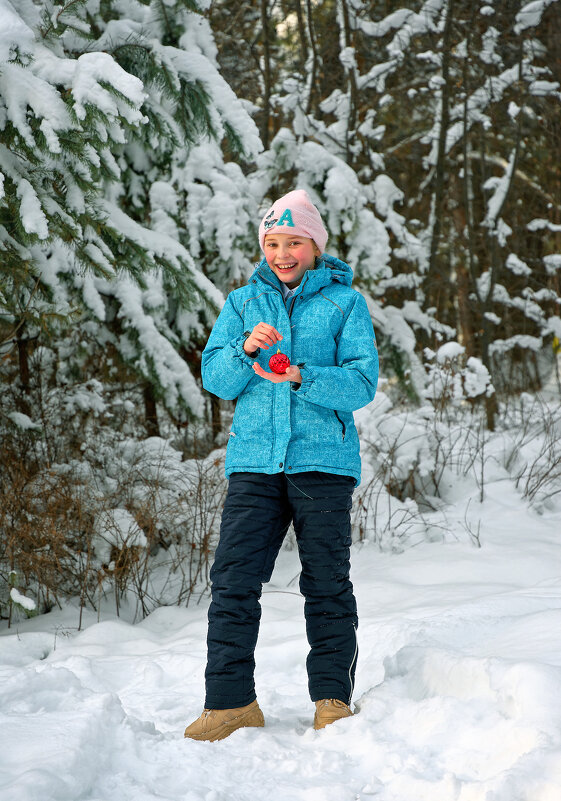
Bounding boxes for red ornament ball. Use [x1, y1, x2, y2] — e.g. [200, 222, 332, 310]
[269, 350, 291, 374]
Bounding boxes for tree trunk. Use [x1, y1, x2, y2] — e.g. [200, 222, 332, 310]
[260, 0, 272, 149]
[426, 0, 455, 321]
[143, 384, 160, 438]
[305, 0, 319, 114]
[456, 257, 475, 358]
[16, 321, 31, 417]
[337, 0, 359, 160]
[211, 394, 221, 442]
[294, 0, 308, 66]
[480, 42, 524, 429]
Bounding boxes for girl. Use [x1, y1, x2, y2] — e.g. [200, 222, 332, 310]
[184, 190, 378, 741]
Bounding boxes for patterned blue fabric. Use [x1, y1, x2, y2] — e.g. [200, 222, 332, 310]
[201, 254, 379, 486]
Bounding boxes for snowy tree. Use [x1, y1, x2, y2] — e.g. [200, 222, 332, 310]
[0, 0, 261, 432]
[245, 0, 561, 418]
[340, 0, 561, 418]
[81, 0, 262, 430]
[225, 0, 454, 400]
[0, 0, 261, 614]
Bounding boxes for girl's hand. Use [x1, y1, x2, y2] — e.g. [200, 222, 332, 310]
[243, 323, 283, 354]
[252, 363, 302, 384]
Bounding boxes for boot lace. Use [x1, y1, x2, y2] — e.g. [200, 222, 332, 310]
[322, 699, 348, 709]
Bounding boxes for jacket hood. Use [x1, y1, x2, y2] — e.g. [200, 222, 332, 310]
[250, 253, 353, 295]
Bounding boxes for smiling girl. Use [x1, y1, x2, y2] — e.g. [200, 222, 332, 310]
[184, 189, 379, 741]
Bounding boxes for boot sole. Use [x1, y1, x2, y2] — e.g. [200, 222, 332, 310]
[185, 707, 265, 742]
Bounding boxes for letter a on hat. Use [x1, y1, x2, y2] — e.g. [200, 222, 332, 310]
[277, 208, 295, 228]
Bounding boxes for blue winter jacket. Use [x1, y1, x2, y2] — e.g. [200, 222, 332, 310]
[201, 254, 378, 486]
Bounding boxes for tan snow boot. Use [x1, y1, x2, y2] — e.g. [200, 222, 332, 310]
[313, 698, 353, 730]
[184, 700, 264, 742]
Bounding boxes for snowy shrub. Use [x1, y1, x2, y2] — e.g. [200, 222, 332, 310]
[352, 476, 448, 552]
[0, 343, 227, 624]
[354, 347, 495, 516]
[500, 394, 561, 512]
[86, 437, 227, 617]
[0, 444, 94, 624]
[352, 391, 445, 550]
[354, 382, 561, 551]
[7, 572, 37, 626]
[0, 421, 227, 624]
[423, 343, 495, 415]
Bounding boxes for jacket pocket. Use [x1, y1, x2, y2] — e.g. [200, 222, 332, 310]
[334, 411, 346, 441]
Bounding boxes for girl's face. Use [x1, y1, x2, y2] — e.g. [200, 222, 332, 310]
[263, 233, 320, 289]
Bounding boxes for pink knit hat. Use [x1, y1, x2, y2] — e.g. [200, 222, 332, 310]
[258, 189, 328, 254]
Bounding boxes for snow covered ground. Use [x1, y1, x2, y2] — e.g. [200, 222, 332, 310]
[2, 476, 561, 801]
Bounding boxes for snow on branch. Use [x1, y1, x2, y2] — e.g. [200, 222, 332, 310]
[544, 255, 561, 276]
[0, 61, 74, 148]
[489, 335, 543, 356]
[71, 52, 146, 126]
[111, 277, 205, 417]
[354, 0, 446, 90]
[427, 65, 519, 163]
[514, 0, 558, 33]
[482, 149, 516, 229]
[152, 44, 262, 160]
[357, 0, 446, 53]
[100, 201, 224, 310]
[10, 587, 36, 612]
[0, 0, 34, 62]
[528, 219, 561, 232]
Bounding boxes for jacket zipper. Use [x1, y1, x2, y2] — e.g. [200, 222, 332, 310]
[257, 272, 290, 467]
[258, 271, 309, 319]
[259, 275, 282, 295]
[288, 273, 309, 318]
[334, 410, 346, 441]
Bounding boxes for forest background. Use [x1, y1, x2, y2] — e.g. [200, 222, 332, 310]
[1, 0, 560, 625]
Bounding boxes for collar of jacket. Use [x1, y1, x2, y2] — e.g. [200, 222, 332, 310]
[250, 253, 354, 297]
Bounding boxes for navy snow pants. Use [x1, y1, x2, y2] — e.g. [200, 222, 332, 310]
[204, 471, 358, 709]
